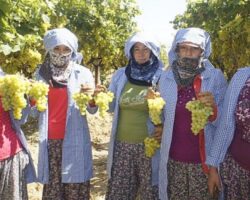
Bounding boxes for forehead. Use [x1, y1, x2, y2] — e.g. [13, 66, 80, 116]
[54, 44, 71, 50]
[178, 42, 200, 48]
[133, 42, 148, 49]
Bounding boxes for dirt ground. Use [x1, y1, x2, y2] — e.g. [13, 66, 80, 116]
[24, 113, 113, 200]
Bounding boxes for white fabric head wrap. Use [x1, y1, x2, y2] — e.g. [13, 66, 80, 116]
[43, 28, 82, 63]
[124, 32, 161, 59]
[168, 27, 211, 66]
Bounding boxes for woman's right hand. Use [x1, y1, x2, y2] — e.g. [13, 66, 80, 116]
[146, 87, 160, 99]
[197, 92, 216, 108]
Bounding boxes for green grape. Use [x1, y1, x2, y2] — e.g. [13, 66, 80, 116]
[144, 137, 160, 157]
[73, 92, 92, 116]
[186, 99, 213, 135]
[0, 74, 30, 120]
[94, 91, 114, 118]
[147, 97, 165, 125]
[28, 81, 49, 112]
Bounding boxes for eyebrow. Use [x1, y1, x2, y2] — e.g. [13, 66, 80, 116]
[134, 47, 149, 50]
[179, 45, 201, 50]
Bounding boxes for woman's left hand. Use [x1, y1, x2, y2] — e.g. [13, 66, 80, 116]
[92, 84, 107, 97]
[153, 124, 163, 143]
[208, 166, 222, 198]
[81, 84, 95, 95]
[197, 92, 216, 108]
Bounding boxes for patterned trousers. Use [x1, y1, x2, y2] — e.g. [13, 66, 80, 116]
[167, 158, 216, 200]
[42, 139, 90, 200]
[105, 141, 159, 200]
[0, 150, 29, 200]
[220, 153, 250, 200]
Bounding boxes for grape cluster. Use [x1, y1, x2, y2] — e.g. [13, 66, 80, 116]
[94, 91, 114, 118]
[73, 93, 92, 116]
[28, 81, 49, 112]
[144, 137, 160, 157]
[0, 75, 30, 119]
[186, 99, 213, 135]
[147, 97, 165, 125]
[0, 74, 49, 119]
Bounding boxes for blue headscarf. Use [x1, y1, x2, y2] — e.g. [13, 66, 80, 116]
[124, 32, 163, 86]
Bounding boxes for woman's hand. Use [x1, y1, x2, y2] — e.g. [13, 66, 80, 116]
[81, 84, 95, 95]
[208, 166, 221, 198]
[82, 85, 107, 107]
[92, 84, 107, 97]
[146, 87, 160, 99]
[197, 92, 216, 108]
[152, 124, 163, 143]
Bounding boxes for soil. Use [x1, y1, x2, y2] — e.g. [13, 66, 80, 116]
[24, 113, 113, 200]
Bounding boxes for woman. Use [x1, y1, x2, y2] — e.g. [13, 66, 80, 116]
[0, 68, 36, 200]
[158, 27, 227, 200]
[207, 66, 250, 200]
[105, 32, 164, 200]
[33, 28, 96, 200]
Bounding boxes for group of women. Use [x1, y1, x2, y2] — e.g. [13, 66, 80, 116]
[0, 26, 249, 200]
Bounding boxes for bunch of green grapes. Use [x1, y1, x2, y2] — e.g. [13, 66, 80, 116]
[186, 99, 213, 135]
[73, 92, 92, 115]
[28, 81, 49, 112]
[0, 74, 30, 119]
[144, 137, 160, 157]
[94, 91, 114, 118]
[147, 97, 165, 125]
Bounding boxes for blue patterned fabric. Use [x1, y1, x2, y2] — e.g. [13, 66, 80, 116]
[126, 55, 162, 86]
[206, 67, 250, 167]
[33, 62, 97, 183]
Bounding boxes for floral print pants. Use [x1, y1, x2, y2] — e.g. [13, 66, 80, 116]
[105, 141, 159, 200]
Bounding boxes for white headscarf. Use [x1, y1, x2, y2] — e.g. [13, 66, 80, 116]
[168, 27, 212, 66]
[124, 32, 161, 59]
[43, 28, 82, 64]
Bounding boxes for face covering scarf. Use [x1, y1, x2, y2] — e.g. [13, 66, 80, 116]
[39, 51, 73, 87]
[171, 57, 205, 87]
[49, 51, 72, 67]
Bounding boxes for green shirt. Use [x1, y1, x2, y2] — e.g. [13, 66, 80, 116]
[116, 82, 149, 143]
